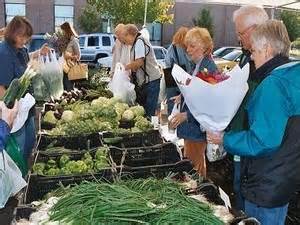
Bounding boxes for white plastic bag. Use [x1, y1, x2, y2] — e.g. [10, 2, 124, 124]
[0, 151, 27, 209]
[11, 93, 36, 133]
[38, 50, 64, 99]
[108, 63, 136, 105]
[172, 64, 249, 161]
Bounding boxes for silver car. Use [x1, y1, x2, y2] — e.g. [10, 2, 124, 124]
[98, 45, 168, 69]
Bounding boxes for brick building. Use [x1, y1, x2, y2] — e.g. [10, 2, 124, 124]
[0, 0, 87, 34]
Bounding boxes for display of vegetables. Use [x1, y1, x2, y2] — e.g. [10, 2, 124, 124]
[42, 94, 153, 136]
[2, 66, 36, 108]
[49, 178, 224, 225]
[32, 148, 109, 176]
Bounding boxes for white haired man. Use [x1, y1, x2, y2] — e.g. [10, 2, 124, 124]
[229, 5, 269, 212]
[111, 24, 131, 76]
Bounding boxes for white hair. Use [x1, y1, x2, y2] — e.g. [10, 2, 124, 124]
[251, 20, 291, 57]
[233, 5, 269, 28]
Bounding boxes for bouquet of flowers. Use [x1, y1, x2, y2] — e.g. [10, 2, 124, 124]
[196, 68, 230, 84]
[44, 29, 69, 55]
[172, 64, 249, 161]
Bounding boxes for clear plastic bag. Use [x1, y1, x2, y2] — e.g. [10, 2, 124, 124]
[206, 143, 227, 162]
[38, 50, 64, 99]
[108, 63, 136, 105]
[0, 151, 27, 209]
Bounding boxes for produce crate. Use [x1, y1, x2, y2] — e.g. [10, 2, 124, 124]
[100, 129, 163, 148]
[25, 169, 116, 203]
[121, 159, 193, 179]
[118, 120, 135, 129]
[37, 132, 102, 150]
[26, 147, 115, 203]
[110, 142, 181, 167]
[33, 147, 103, 162]
[0, 197, 18, 225]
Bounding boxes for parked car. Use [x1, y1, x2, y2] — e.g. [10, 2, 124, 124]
[79, 33, 115, 64]
[213, 46, 240, 58]
[215, 49, 243, 70]
[27, 34, 47, 53]
[97, 46, 168, 70]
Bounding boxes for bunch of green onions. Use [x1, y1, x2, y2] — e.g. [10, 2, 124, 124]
[49, 178, 224, 225]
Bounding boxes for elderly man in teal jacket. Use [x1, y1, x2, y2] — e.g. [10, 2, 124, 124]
[208, 20, 300, 225]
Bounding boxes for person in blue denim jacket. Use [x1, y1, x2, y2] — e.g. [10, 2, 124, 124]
[170, 27, 218, 177]
[0, 16, 49, 161]
[0, 101, 18, 150]
[165, 27, 193, 115]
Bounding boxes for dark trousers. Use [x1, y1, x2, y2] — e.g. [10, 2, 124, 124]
[63, 72, 74, 91]
[144, 79, 160, 117]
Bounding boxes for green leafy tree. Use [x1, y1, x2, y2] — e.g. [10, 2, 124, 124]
[78, 4, 102, 33]
[86, 0, 174, 25]
[192, 8, 214, 37]
[280, 10, 300, 42]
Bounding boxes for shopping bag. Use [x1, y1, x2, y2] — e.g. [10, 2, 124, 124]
[5, 136, 28, 177]
[172, 64, 249, 161]
[39, 50, 64, 99]
[108, 63, 136, 105]
[67, 61, 88, 80]
[0, 150, 27, 209]
[29, 58, 51, 101]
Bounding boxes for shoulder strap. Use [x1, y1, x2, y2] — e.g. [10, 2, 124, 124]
[131, 33, 150, 84]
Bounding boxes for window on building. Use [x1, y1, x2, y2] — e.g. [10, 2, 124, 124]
[102, 36, 111, 47]
[54, 5, 74, 29]
[5, 0, 26, 25]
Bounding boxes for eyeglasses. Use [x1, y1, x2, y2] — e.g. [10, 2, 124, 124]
[237, 25, 256, 37]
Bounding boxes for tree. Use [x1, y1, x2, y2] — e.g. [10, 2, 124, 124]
[192, 8, 214, 37]
[78, 4, 102, 33]
[280, 10, 300, 42]
[86, 0, 174, 25]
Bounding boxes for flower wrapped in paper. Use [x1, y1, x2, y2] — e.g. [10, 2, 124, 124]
[172, 63, 249, 161]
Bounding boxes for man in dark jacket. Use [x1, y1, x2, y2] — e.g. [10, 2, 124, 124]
[229, 5, 268, 211]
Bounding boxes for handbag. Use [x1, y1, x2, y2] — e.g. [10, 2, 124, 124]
[66, 60, 88, 80]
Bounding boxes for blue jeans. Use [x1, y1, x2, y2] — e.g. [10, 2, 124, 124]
[145, 79, 160, 117]
[234, 161, 244, 211]
[245, 200, 288, 225]
[166, 87, 180, 116]
[13, 116, 36, 161]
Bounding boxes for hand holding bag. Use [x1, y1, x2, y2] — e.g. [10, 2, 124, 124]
[67, 60, 88, 80]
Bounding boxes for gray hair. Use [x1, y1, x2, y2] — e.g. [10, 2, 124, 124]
[251, 20, 291, 57]
[233, 5, 269, 28]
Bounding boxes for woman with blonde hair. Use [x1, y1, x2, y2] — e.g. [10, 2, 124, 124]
[165, 26, 193, 115]
[60, 22, 81, 90]
[170, 27, 218, 177]
[207, 20, 300, 225]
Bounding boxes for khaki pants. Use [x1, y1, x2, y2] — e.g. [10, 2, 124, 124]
[184, 140, 207, 178]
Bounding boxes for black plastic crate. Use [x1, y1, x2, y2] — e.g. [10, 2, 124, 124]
[25, 169, 116, 203]
[118, 120, 135, 129]
[100, 129, 163, 148]
[37, 132, 102, 150]
[0, 197, 18, 225]
[121, 159, 193, 179]
[33, 147, 102, 163]
[110, 142, 181, 167]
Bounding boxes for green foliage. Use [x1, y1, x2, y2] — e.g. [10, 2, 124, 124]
[86, 0, 174, 25]
[192, 8, 214, 37]
[292, 38, 300, 49]
[78, 3, 102, 33]
[280, 10, 300, 42]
